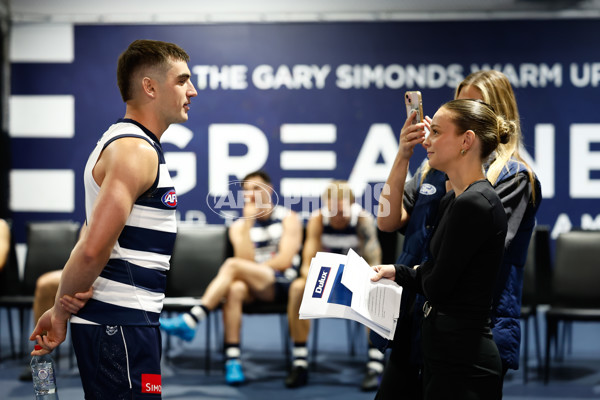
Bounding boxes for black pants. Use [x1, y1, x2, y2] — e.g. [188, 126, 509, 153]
[421, 312, 502, 400]
[375, 290, 423, 400]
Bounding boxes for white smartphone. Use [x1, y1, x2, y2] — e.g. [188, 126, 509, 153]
[405, 91, 423, 125]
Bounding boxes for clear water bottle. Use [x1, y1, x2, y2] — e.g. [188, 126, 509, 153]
[31, 345, 59, 399]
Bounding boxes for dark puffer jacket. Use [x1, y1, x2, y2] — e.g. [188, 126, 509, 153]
[490, 159, 542, 370]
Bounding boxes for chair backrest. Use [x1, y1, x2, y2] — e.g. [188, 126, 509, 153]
[552, 230, 600, 308]
[521, 227, 537, 307]
[22, 221, 81, 295]
[166, 224, 227, 298]
[0, 220, 21, 296]
[533, 225, 552, 305]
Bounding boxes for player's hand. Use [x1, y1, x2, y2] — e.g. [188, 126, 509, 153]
[29, 307, 68, 356]
[59, 286, 93, 314]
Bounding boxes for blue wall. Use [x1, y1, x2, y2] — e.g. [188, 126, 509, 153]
[10, 20, 600, 245]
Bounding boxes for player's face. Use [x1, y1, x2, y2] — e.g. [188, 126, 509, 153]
[157, 59, 197, 126]
[327, 198, 352, 230]
[242, 176, 272, 208]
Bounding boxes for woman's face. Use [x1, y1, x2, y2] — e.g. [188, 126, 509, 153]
[423, 107, 463, 172]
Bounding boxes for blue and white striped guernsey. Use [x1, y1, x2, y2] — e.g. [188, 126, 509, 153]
[72, 119, 177, 327]
[250, 205, 300, 273]
[320, 203, 362, 254]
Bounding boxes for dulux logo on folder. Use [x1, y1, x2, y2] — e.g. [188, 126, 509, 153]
[312, 266, 331, 298]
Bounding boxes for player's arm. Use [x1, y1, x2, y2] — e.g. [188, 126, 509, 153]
[31, 138, 158, 353]
[264, 211, 303, 271]
[299, 213, 323, 278]
[229, 218, 256, 261]
[56, 138, 157, 301]
[357, 213, 382, 266]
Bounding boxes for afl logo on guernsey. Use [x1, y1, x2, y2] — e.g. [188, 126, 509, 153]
[420, 183, 437, 195]
[161, 190, 177, 208]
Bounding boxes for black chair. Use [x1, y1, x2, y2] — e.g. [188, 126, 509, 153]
[162, 224, 228, 373]
[0, 219, 21, 360]
[544, 230, 600, 384]
[520, 225, 550, 383]
[0, 220, 80, 359]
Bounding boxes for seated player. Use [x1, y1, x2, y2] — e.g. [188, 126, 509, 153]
[160, 170, 303, 385]
[285, 180, 383, 391]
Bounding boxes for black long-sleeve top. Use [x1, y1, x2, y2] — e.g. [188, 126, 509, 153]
[394, 179, 508, 319]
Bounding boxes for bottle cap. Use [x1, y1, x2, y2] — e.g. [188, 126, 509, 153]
[34, 345, 42, 351]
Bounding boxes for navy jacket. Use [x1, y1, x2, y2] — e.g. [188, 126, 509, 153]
[490, 160, 542, 370]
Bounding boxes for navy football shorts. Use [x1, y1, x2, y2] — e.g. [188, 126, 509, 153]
[71, 324, 162, 399]
[274, 267, 298, 302]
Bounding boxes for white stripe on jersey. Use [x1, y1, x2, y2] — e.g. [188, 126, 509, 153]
[321, 233, 360, 250]
[92, 276, 165, 314]
[250, 222, 283, 244]
[157, 163, 174, 189]
[254, 245, 278, 264]
[109, 243, 172, 271]
[125, 204, 177, 233]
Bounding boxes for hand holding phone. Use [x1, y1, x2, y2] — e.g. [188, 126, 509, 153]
[405, 91, 423, 125]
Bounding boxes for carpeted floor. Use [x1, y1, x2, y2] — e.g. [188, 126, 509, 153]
[2, 310, 600, 399]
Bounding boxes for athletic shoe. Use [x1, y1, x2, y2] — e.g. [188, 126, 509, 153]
[360, 368, 381, 391]
[159, 314, 196, 341]
[225, 359, 245, 385]
[285, 365, 308, 388]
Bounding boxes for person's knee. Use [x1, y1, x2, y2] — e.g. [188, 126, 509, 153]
[220, 257, 244, 276]
[35, 270, 61, 296]
[289, 277, 307, 299]
[227, 280, 248, 302]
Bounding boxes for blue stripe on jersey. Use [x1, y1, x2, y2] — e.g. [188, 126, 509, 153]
[321, 224, 359, 253]
[118, 225, 176, 255]
[136, 186, 177, 210]
[253, 240, 270, 249]
[76, 298, 161, 326]
[323, 224, 357, 236]
[100, 259, 167, 293]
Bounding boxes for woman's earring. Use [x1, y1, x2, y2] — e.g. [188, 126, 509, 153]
[460, 149, 466, 155]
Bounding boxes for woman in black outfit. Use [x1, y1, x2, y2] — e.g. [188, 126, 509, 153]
[372, 98, 513, 400]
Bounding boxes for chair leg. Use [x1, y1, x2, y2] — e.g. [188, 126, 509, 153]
[557, 321, 571, 362]
[533, 312, 543, 375]
[346, 320, 356, 357]
[279, 314, 290, 370]
[214, 310, 223, 355]
[205, 313, 211, 375]
[19, 308, 26, 358]
[7, 308, 16, 359]
[311, 319, 319, 371]
[566, 321, 573, 356]
[523, 316, 529, 384]
[545, 317, 558, 384]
